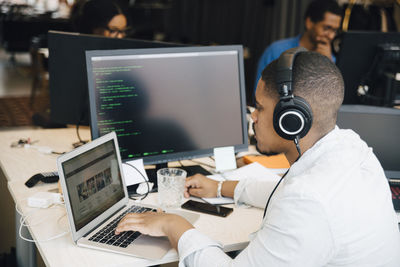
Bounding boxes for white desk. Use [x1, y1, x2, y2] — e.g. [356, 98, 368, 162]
[0, 127, 91, 183]
[1, 128, 263, 266]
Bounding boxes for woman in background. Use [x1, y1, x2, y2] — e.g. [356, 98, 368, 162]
[70, 0, 131, 38]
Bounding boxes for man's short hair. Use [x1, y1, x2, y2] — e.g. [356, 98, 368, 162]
[260, 51, 344, 135]
[304, 0, 342, 23]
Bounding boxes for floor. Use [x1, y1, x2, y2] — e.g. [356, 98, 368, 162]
[0, 48, 32, 98]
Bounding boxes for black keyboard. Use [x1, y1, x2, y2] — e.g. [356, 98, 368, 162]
[88, 205, 156, 248]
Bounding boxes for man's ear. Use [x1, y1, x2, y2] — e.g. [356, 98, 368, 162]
[305, 17, 313, 31]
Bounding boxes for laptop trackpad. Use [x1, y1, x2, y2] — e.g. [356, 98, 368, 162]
[132, 236, 171, 259]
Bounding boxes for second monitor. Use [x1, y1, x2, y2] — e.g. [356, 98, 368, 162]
[48, 31, 181, 126]
[85, 46, 248, 180]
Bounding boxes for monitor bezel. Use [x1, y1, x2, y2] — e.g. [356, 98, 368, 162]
[85, 45, 249, 164]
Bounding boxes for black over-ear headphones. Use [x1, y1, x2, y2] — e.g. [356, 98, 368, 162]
[273, 47, 313, 141]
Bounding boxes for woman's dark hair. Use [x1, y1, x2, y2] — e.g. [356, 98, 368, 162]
[70, 0, 125, 34]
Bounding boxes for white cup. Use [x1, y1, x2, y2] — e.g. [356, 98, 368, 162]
[157, 168, 187, 210]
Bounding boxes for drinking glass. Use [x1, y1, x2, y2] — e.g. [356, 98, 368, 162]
[157, 168, 187, 210]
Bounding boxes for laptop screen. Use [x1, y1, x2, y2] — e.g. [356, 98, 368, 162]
[62, 139, 125, 231]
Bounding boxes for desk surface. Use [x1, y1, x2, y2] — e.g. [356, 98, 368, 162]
[8, 179, 262, 267]
[0, 127, 91, 183]
[1, 127, 263, 266]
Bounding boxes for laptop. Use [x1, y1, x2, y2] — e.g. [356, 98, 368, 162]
[57, 132, 171, 259]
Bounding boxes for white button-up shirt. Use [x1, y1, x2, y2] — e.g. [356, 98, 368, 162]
[177, 127, 400, 266]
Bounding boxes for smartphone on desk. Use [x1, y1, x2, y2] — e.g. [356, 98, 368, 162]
[181, 200, 233, 217]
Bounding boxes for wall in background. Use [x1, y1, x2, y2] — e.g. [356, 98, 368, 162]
[161, 0, 313, 103]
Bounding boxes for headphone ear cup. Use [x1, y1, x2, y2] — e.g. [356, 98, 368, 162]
[273, 96, 313, 140]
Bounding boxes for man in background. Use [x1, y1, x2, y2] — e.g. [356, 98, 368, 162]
[254, 0, 342, 95]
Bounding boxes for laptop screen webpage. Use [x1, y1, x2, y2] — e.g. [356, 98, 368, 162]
[62, 139, 125, 231]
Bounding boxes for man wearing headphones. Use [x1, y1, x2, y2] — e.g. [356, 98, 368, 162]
[115, 48, 400, 266]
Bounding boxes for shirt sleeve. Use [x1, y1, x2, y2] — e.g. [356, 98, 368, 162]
[177, 229, 232, 267]
[233, 178, 277, 208]
[177, 196, 334, 267]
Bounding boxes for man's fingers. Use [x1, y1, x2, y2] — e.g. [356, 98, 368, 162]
[188, 187, 203, 197]
[116, 222, 144, 234]
[184, 191, 191, 198]
[115, 213, 147, 234]
[185, 178, 197, 189]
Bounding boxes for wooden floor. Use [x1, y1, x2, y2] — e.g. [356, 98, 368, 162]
[0, 48, 50, 130]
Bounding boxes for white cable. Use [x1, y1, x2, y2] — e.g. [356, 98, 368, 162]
[18, 209, 69, 243]
[16, 199, 43, 227]
[24, 144, 54, 154]
[16, 196, 65, 227]
[16, 198, 69, 242]
[15, 197, 27, 217]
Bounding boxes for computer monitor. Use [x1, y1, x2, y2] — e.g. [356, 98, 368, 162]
[336, 105, 400, 179]
[48, 31, 181, 125]
[85, 45, 248, 178]
[336, 31, 400, 105]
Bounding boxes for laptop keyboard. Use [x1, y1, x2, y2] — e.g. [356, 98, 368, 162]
[88, 205, 156, 248]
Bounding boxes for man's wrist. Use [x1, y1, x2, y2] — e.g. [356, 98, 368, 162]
[216, 181, 223, 198]
[164, 214, 194, 250]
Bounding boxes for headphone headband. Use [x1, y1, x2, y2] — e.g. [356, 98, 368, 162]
[276, 47, 307, 96]
[273, 47, 313, 140]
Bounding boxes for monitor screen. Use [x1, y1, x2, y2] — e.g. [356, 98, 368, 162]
[336, 105, 400, 179]
[48, 31, 182, 125]
[336, 31, 400, 105]
[86, 46, 248, 165]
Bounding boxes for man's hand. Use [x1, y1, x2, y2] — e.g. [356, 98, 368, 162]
[115, 209, 170, 236]
[185, 174, 218, 198]
[115, 210, 194, 249]
[313, 36, 332, 60]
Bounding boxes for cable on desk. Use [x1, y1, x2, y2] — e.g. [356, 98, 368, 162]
[19, 215, 69, 243]
[123, 162, 150, 201]
[16, 199, 69, 242]
[73, 123, 88, 148]
[189, 157, 215, 169]
[21, 144, 66, 155]
[51, 151, 65, 155]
